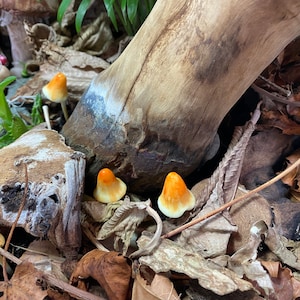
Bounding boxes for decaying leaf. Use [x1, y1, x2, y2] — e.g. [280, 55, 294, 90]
[264, 227, 300, 271]
[261, 261, 296, 300]
[132, 272, 180, 300]
[175, 104, 261, 257]
[177, 185, 237, 257]
[97, 198, 162, 258]
[137, 233, 253, 296]
[228, 187, 273, 253]
[0, 261, 48, 299]
[82, 195, 123, 223]
[281, 149, 300, 201]
[228, 220, 275, 298]
[70, 249, 131, 300]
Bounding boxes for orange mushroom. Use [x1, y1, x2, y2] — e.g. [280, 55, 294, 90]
[42, 72, 69, 120]
[93, 168, 127, 203]
[158, 172, 195, 218]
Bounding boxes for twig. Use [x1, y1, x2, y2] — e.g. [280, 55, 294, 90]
[0, 247, 105, 300]
[257, 75, 292, 97]
[251, 83, 300, 107]
[2, 163, 28, 282]
[162, 157, 300, 239]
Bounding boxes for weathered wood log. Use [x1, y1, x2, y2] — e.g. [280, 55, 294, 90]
[62, 0, 300, 193]
[0, 127, 85, 258]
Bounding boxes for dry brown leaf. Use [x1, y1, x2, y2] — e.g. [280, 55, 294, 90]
[137, 233, 253, 296]
[228, 221, 276, 298]
[291, 277, 300, 299]
[0, 261, 48, 299]
[265, 227, 300, 271]
[175, 107, 261, 258]
[281, 149, 300, 201]
[261, 109, 300, 135]
[132, 273, 180, 300]
[97, 198, 162, 258]
[228, 187, 273, 253]
[70, 249, 131, 300]
[261, 261, 294, 300]
[82, 195, 123, 223]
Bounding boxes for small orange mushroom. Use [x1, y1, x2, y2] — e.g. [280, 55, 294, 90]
[93, 168, 127, 203]
[42, 72, 69, 120]
[158, 172, 195, 218]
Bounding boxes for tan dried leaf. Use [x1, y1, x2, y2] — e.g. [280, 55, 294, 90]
[0, 262, 47, 299]
[176, 105, 260, 257]
[137, 234, 253, 296]
[70, 249, 131, 300]
[265, 227, 300, 271]
[132, 273, 180, 300]
[97, 199, 151, 256]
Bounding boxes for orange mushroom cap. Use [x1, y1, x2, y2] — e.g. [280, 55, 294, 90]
[158, 172, 195, 218]
[93, 168, 127, 203]
[42, 72, 68, 103]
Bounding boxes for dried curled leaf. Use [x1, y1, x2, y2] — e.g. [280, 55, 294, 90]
[137, 234, 253, 296]
[70, 249, 131, 300]
[228, 221, 276, 298]
[132, 273, 180, 300]
[97, 198, 162, 257]
[264, 227, 300, 271]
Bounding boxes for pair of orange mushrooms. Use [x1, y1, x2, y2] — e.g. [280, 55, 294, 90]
[42, 72, 195, 218]
[93, 168, 196, 218]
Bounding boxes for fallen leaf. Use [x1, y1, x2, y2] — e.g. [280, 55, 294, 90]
[97, 198, 162, 258]
[137, 233, 253, 296]
[176, 107, 260, 257]
[228, 221, 276, 298]
[0, 261, 48, 299]
[132, 272, 180, 300]
[281, 149, 300, 201]
[70, 249, 131, 300]
[264, 227, 300, 271]
[261, 261, 294, 300]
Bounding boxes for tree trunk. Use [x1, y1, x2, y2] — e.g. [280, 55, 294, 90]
[62, 0, 300, 193]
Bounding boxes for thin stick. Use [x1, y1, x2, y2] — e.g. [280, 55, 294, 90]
[2, 164, 28, 281]
[0, 247, 105, 300]
[162, 157, 300, 239]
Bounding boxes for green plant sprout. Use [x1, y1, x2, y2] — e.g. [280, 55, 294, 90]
[0, 76, 44, 148]
[57, 0, 156, 36]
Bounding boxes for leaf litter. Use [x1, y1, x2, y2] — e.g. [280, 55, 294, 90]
[2, 25, 300, 300]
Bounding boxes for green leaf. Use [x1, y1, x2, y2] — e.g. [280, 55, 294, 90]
[31, 94, 44, 126]
[0, 76, 16, 128]
[0, 132, 14, 149]
[57, 0, 73, 25]
[103, 0, 119, 31]
[127, 0, 139, 24]
[75, 0, 92, 33]
[120, 0, 128, 25]
[9, 116, 28, 140]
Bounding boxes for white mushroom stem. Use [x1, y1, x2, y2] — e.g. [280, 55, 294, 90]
[42, 105, 51, 130]
[61, 100, 69, 120]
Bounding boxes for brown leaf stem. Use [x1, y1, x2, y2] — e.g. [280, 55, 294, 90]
[162, 157, 300, 239]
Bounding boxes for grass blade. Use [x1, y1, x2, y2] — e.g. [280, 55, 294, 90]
[75, 0, 92, 33]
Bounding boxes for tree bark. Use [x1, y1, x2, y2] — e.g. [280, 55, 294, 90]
[62, 0, 300, 193]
